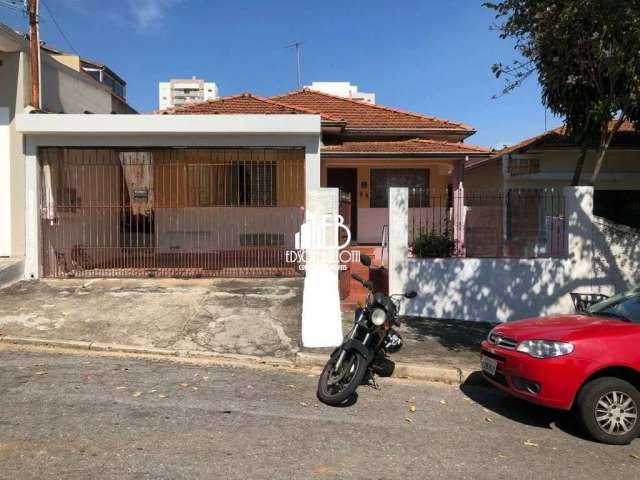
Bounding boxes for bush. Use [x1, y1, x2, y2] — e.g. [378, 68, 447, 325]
[411, 232, 455, 258]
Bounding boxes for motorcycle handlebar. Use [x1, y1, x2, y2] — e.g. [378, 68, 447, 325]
[351, 272, 373, 291]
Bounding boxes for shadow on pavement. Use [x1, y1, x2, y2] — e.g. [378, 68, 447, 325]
[399, 317, 494, 353]
[460, 371, 588, 440]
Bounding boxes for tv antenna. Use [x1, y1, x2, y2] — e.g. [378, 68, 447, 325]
[285, 41, 303, 89]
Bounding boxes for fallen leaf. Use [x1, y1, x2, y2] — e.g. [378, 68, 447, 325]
[409, 405, 416, 412]
[439, 399, 447, 405]
[158, 394, 167, 399]
[192, 387, 198, 391]
[300, 402, 308, 407]
[286, 384, 296, 389]
[132, 391, 142, 398]
[35, 371, 47, 376]
[524, 440, 539, 448]
[203, 376, 210, 380]
[180, 383, 188, 388]
[485, 417, 494, 423]
[115, 386, 126, 390]
[404, 417, 414, 423]
[148, 389, 157, 393]
[630, 454, 639, 460]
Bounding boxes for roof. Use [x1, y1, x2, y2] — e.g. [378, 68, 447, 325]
[156, 93, 343, 121]
[271, 89, 475, 133]
[468, 119, 639, 170]
[322, 138, 491, 156]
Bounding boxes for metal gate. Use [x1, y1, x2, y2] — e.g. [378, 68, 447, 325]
[39, 147, 305, 278]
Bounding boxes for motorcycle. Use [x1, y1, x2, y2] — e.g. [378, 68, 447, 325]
[317, 254, 417, 406]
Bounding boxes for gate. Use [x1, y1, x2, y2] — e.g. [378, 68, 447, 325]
[39, 147, 305, 278]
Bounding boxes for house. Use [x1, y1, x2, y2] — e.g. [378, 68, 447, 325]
[466, 122, 640, 228]
[0, 22, 136, 279]
[161, 89, 491, 244]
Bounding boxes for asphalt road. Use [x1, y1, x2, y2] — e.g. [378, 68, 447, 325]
[0, 347, 638, 480]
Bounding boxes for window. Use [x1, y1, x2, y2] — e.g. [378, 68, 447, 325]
[188, 161, 277, 207]
[370, 169, 429, 208]
[508, 158, 540, 175]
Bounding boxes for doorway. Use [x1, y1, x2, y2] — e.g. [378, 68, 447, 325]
[327, 168, 358, 242]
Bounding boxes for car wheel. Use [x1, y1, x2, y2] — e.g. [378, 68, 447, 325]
[576, 377, 640, 445]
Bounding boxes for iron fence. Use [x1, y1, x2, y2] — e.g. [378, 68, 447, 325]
[408, 188, 566, 258]
[39, 147, 305, 278]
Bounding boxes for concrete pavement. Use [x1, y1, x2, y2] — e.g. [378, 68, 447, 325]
[0, 346, 638, 479]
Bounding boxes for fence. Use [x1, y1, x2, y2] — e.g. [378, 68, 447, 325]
[39, 147, 305, 278]
[407, 188, 566, 258]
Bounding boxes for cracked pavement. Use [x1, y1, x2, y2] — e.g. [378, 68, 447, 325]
[0, 278, 302, 358]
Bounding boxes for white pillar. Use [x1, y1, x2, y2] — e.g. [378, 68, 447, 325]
[0, 107, 11, 257]
[24, 137, 40, 279]
[301, 187, 342, 347]
[388, 187, 409, 298]
[563, 186, 595, 292]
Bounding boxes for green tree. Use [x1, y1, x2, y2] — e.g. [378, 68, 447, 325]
[484, 0, 640, 185]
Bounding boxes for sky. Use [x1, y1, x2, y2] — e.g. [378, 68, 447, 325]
[0, 0, 562, 148]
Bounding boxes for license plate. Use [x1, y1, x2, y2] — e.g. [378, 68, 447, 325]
[481, 355, 498, 376]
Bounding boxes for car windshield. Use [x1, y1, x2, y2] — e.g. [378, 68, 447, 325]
[587, 288, 640, 323]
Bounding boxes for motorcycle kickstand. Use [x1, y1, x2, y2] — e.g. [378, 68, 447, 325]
[366, 369, 380, 390]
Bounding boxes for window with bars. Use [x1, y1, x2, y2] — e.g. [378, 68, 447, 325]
[370, 168, 429, 208]
[187, 161, 277, 207]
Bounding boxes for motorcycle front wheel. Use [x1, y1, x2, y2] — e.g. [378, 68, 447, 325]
[317, 349, 368, 406]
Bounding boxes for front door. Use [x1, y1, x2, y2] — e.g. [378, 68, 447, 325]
[327, 168, 358, 242]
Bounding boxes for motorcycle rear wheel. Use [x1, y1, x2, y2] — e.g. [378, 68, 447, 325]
[317, 350, 368, 406]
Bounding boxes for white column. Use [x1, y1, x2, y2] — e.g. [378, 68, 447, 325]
[388, 187, 409, 298]
[24, 137, 40, 279]
[0, 108, 11, 257]
[301, 187, 342, 347]
[563, 186, 595, 292]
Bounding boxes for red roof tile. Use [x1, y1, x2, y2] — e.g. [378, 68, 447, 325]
[467, 119, 639, 170]
[322, 139, 491, 155]
[156, 93, 342, 121]
[271, 89, 475, 132]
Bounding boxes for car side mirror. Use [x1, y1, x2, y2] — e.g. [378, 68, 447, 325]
[405, 291, 417, 299]
[360, 254, 371, 267]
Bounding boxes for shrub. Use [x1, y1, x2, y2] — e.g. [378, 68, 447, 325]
[411, 232, 455, 258]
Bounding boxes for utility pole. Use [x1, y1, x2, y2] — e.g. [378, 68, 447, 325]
[27, 0, 41, 109]
[286, 41, 303, 90]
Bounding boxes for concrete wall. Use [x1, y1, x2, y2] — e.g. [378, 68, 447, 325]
[0, 41, 126, 258]
[388, 186, 640, 323]
[17, 113, 322, 279]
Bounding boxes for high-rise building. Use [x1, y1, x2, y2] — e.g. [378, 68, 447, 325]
[305, 81, 375, 104]
[158, 77, 218, 110]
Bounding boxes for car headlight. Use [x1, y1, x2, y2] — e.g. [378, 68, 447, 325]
[371, 308, 386, 326]
[516, 340, 574, 358]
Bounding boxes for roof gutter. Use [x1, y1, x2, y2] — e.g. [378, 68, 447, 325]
[322, 151, 491, 158]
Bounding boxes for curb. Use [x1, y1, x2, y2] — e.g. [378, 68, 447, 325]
[295, 352, 479, 385]
[0, 335, 480, 385]
[0, 335, 297, 370]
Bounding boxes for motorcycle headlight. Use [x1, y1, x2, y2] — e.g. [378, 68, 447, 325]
[516, 340, 574, 359]
[371, 308, 386, 326]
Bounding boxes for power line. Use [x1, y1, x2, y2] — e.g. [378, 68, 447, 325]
[0, 0, 25, 13]
[41, 0, 77, 54]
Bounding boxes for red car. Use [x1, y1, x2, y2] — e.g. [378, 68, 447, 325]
[481, 288, 640, 445]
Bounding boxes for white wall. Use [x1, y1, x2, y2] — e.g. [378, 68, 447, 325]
[18, 114, 322, 279]
[388, 186, 640, 323]
[0, 107, 11, 256]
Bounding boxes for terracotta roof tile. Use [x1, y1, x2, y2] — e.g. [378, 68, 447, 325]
[156, 93, 342, 121]
[468, 119, 639, 170]
[322, 139, 491, 155]
[271, 89, 475, 132]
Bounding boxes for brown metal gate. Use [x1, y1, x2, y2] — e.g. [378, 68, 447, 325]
[39, 147, 305, 278]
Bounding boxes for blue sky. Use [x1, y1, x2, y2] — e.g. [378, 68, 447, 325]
[1, 0, 561, 147]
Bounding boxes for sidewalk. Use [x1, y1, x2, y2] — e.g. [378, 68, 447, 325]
[0, 279, 491, 384]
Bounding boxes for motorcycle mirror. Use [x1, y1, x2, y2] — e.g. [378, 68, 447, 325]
[405, 291, 417, 299]
[360, 254, 372, 267]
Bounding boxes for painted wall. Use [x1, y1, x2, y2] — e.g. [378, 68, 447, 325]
[18, 115, 321, 279]
[322, 158, 452, 243]
[388, 186, 640, 323]
[0, 42, 125, 258]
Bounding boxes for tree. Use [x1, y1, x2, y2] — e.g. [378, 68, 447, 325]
[484, 0, 640, 185]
